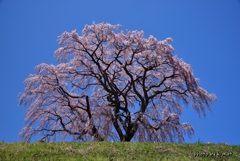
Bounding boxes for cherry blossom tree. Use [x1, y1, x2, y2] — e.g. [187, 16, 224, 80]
[19, 22, 216, 143]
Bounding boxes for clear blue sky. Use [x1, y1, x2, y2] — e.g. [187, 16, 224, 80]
[0, 0, 240, 145]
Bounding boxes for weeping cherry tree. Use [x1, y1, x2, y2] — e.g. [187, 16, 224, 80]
[19, 23, 216, 142]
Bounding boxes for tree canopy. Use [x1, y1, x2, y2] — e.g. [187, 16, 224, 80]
[19, 23, 216, 142]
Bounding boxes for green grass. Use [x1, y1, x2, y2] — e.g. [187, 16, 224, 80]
[0, 141, 239, 161]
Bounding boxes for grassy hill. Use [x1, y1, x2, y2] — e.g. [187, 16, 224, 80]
[0, 141, 239, 161]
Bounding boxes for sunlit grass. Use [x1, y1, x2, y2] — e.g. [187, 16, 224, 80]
[0, 141, 239, 160]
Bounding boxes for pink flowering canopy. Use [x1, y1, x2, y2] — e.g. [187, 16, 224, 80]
[19, 22, 216, 142]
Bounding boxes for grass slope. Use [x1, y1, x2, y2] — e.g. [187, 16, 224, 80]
[0, 141, 239, 161]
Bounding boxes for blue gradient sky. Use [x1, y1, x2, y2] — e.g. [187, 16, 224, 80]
[0, 1, 240, 145]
